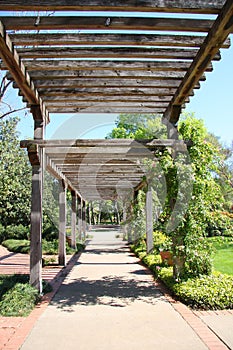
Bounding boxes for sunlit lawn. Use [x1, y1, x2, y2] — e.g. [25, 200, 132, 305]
[208, 237, 233, 276]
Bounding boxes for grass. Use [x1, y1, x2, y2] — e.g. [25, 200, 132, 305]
[2, 239, 85, 256]
[208, 237, 233, 276]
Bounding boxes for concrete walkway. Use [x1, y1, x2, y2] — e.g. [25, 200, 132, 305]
[19, 230, 232, 350]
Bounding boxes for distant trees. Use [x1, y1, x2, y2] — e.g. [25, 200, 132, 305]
[0, 117, 31, 226]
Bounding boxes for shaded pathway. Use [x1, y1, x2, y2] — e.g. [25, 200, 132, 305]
[20, 230, 210, 350]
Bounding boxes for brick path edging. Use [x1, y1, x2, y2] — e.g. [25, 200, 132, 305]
[1, 251, 81, 350]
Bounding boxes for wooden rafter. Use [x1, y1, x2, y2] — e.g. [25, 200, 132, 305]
[0, 0, 226, 14]
[0, 16, 214, 32]
[0, 1, 232, 125]
[0, 20, 48, 122]
[17, 47, 221, 61]
[164, 0, 233, 123]
[9, 33, 230, 48]
[14, 60, 213, 72]
[21, 138, 189, 200]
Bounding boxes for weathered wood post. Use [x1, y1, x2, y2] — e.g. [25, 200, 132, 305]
[82, 200, 86, 240]
[78, 196, 82, 241]
[71, 190, 77, 249]
[29, 105, 45, 293]
[146, 184, 153, 254]
[58, 179, 67, 266]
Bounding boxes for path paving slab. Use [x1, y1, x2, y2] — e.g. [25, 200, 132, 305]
[21, 231, 209, 350]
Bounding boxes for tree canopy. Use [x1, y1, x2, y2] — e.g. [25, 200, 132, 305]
[0, 117, 31, 226]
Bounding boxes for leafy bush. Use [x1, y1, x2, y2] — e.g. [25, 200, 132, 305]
[153, 230, 170, 252]
[0, 283, 39, 316]
[2, 239, 85, 255]
[207, 211, 233, 237]
[142, 254, 162, 274]
[0, 224, 29, 243]
[2, 239, 30, 253]
[42, 221, 58, 241]
[157, 267, 233, 310]
[0, 274, 29, 299]
[0, 224, 5, 243]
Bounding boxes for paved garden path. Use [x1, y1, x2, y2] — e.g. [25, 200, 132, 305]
[19, 230, 232, 350]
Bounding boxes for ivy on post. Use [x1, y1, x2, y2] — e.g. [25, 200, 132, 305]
[58, 179, 67, 266]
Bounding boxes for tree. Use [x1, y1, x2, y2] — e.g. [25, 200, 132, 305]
[0, 117, 31, 226]
[107, 114, 167, 139]
[107, 113, 225, 279]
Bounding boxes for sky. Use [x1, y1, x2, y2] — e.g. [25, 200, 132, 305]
[2, 34, 232, 146]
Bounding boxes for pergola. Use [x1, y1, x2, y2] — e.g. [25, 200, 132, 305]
[0, 0, 232, 292]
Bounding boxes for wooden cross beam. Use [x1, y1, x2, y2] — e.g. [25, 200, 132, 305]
[164, 0, 233, 124]
[0, 20, 49, 123]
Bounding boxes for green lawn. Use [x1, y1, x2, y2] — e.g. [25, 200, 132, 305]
[208, 237, 233, 275]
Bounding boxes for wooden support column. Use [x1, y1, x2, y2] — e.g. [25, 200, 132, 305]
[29, 158, 43, 293]
[146, 185, 153, 254]
[122, 205, 127, 240]
[71, 190, 77, 249]
[59, 180, 67, 266]
[28, 106, 45, 294]
[77, 197, 82, 241]
[82, 200, 86, 240]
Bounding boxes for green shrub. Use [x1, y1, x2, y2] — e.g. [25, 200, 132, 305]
[0, 283, 39, 316]
[2, 239, 30, 254]
[42, 221, 58, 241]
[207, 211, 233, 237]
[142, 254, 162, 274]
[0, 274, 29, 299]
[153, 230, 170, 252]
[0, 225, 29, 243]
[2, 238, 85, 255]
[5, 225, 29, 240]
[158, 267, 233, 310]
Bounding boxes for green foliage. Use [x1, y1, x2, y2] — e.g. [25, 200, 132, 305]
[0, 274, 29, 299]
[0, 117, 31, 227]
[0, 224, 29, 243]
[165, 115, 225, 278]
[0, 283, 39, 316]
[208, 236, 233, 275]
[0, 275, 39, 316]
[106, 114, 167, 140]
[2, 238, 85, 255]
[172, 272, 233, 310]
[207, 211, 233, 237]
[131, 236, 233, 309]
[2, 239, 30, 253]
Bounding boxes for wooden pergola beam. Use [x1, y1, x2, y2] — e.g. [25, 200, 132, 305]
[10, 33, 230, 49]
[25, 70, 201, 80]
[17, 60, 213, 72]
[16, 47, 221, 61]
[0, 21, 48, 122]
[0, 0, 225, 14]
[32, 79, 184, 89]
[164, 0, 233, 124]
[1, 16, 214, 32]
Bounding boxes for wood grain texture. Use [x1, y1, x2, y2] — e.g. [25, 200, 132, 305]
[0, 16, 213, 32]
[0, 0, 225, 14]
[10, 33, 230, 48]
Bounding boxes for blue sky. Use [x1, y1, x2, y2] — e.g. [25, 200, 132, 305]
[3, 35, 232, 145]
